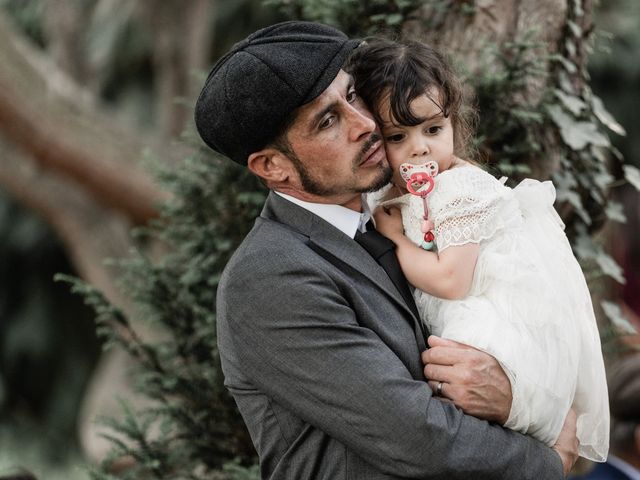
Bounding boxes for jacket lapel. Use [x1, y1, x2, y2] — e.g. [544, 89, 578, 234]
[261, 192, 427, 350]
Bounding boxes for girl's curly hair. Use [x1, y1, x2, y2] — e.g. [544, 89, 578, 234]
[347, 37, 477, 160]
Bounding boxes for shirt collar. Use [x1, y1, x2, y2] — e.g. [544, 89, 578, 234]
[275, 191, 371, 239]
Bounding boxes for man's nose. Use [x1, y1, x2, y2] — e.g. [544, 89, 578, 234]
[347, 103, 376, 141]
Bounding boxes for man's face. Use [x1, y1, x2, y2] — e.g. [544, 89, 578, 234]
[283, 70, 392, 207]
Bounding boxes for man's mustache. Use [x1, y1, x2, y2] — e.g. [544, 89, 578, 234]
[355, 133, 382, 165]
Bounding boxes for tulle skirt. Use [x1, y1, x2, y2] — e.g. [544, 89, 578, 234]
[414, 179, 609, 461]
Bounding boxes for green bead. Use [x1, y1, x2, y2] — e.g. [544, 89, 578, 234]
[420, 241, 434, 251]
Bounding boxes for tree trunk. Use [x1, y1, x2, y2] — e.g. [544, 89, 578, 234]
[0, 12, 174, 226]
[406, 0, 584, 179]
[0, 138, 132, 306]
[43, 0, 95, 84]
[0, 10, 188, 462]
[142, 0, 215, 137]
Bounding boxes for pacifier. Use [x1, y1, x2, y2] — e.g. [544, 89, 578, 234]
[399, 161, 439, 196]
[399, 161, 439, 250]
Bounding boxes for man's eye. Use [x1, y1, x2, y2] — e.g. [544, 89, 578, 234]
[346, 89, 357, 103]
[386, 133, 404, 143]
[319, 115, 336, 130]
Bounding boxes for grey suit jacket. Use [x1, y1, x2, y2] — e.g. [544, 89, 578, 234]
[217, 191, 564, 479]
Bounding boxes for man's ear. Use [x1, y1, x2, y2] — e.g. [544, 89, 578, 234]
[247, 148, 293, 183]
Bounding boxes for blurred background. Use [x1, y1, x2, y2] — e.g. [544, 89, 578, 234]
[0, 0, 638, 478]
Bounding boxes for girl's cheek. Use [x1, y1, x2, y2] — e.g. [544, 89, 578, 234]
[392, 172, 405, 189]
[384, 144, 402, 168]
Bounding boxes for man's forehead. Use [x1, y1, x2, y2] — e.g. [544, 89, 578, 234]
[297, 70, 352, 117]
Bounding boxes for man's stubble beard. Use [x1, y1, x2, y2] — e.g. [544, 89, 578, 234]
[288, 133, 393, 197]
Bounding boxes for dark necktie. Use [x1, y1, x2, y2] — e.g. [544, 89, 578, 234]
[355, 221, 427, 340]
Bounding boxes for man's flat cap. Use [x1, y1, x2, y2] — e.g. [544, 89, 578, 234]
[194, 21, 361, 165]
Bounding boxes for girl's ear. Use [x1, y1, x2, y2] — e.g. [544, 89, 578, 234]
[247, 148, 294, 184]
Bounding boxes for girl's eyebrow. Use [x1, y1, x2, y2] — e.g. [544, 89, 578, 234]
[425, 112, 445, 121]
[384, 112, 444, 128]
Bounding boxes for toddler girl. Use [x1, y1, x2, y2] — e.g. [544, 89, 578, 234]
[349, 38, 609, 461]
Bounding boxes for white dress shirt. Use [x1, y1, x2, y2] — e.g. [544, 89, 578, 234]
[275, 191, 371, 238]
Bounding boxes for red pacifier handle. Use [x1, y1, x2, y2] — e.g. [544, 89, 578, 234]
[406, 172, 435, 197]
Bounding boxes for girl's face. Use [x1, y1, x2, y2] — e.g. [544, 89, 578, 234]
[378, 89, 456, 191]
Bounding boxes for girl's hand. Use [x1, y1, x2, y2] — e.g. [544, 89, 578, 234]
[373, 206, 404, 240]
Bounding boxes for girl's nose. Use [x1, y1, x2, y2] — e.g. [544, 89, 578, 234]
[411, 139, 430, 158]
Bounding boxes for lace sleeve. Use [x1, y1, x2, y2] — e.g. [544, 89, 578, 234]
[432, 168, 507, 252]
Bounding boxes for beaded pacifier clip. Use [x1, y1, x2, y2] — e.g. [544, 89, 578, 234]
[399, 161, 438, 251]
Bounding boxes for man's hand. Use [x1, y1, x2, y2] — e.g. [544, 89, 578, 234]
[422, 335, 512, 424]
[552, 408, 579, 477]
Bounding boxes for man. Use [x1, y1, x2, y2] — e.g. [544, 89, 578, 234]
[195, 21, 577, 479]
[572, 354, 640, 480]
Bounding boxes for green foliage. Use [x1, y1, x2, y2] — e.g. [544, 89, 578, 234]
[263, 0, 424, 36]
[470, 1, 637, 342]
[60, 150, 265, 478]
[0, 0, 45, 46]
[470, 33, 549, 177]
[544, 0, 634, 296]
[0, 426, 89, 480]
[0, 192, 100, 462]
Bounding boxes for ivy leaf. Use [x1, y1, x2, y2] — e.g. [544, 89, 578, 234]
[547, 105, 610, 150]
[592, 170, 614, 191]
[369, 13, 404, 26]
[565, 39, 576, 58]
[604, 201, 626, 223]
[573, 228, 597, 261]
[554, 89, 586, 116]
[386, 13, 404, 25]
[566, 19, 582, 37]
[601, 301, 636, 334]
[592, 96, 626, 136]
[553, 55, 577, 74]
[558, 72, 574, 94]
[590, 145, 608, 163]
[595, 251, 625, 284]
[552, 170, 577, 191]
[623, 165, 640, 191]
[556, 189, 591, 225]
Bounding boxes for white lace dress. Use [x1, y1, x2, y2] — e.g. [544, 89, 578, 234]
[386, 166, 609, 461]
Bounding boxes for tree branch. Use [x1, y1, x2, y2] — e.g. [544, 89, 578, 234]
[0, 12, 178, 225]
[0, 137, 132, 308]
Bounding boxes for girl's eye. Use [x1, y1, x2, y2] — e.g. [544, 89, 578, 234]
[427, 125, 442, 135]
[385, 133, 405, 143]
[346, 89, 357, 103]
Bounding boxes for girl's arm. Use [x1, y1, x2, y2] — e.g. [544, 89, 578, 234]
[373, 207, 479, 300]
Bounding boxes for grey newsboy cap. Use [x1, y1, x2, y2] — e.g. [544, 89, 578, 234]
[194, 21, 361, 165]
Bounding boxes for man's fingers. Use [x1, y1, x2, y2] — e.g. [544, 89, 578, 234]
[423, 363, 462, 384]
[427, 335, 474, 350]
[428, 380, 448, 397]
[422, 344, 476, 367]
